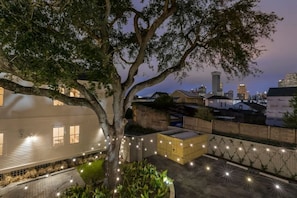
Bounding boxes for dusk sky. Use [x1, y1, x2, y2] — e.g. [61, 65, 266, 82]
[136, 0, 297, 97]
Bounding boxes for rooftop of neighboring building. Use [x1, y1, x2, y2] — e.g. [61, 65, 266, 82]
[267, 87, 297, 97]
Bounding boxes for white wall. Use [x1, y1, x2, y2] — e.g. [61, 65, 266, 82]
[0, 87, 113, 173]
[266, 96, 291, 126]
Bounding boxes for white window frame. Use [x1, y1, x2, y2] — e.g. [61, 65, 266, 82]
[53, 87, 65, 106]
[70, 125, 80, 144]
[53, 127, 64, 146]
[70, 88, 80, 98]
[0, 87, 4, 106]
[0, 133, 3, 156]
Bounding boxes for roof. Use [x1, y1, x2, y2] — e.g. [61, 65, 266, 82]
[206, 95, 231, 100]
[242, 102, 266, 112]
[267, 87, 297, 97]
[151, 92, 169, 98]
[172, 90, 201, 98]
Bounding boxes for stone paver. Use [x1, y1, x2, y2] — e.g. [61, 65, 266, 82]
[0, 168, 84, 198]
[147, 155, 297, 198]
[1, 156, 297, 198]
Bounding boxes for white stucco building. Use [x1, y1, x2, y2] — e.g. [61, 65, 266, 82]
[0, 83, 113, 174]
[266, 87, 297, 127]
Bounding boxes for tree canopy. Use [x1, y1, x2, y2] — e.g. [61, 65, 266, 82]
[0, 0, 281, 190]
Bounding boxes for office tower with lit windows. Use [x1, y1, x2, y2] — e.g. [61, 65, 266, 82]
[211, 71, 223, 96]
[237, 84, 249, 100]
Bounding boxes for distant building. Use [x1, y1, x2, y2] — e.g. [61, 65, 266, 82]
[150, 92, 169, 99]
[224, 90, 234, 99]
[237, 84, 249, 100]
[278, 73, 297, 87]
[211, 71, 223, 96]
[266, 87, 297, 127]
[205, 95, 233, 109]
[171, 90, 204, 105]
[196, 85, 207, 97]
[233, 101, 266, 114]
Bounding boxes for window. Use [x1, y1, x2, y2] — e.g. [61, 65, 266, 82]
[0, 87, 4, 106]
[70, 125, 80, 144]
[53, 87, 65, 106]
[70, 88, 80, 97]
[0, 133, 3, 156]
[53, 127, 64, 146]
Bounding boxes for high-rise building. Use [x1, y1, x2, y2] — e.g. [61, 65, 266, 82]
[278, 73, 297, 87]
[211, 71, 222, 96]
[237, 84, 249, 100]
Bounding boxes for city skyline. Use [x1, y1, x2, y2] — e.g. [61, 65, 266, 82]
[137, 0, 297, 97]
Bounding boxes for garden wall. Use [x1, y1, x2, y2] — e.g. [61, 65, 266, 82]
[183, 117, 297, 144]
[207, 134, 297, 180]
[133, 105, 169, 131]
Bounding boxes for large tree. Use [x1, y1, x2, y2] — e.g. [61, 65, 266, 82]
[0, 0, 280, 190]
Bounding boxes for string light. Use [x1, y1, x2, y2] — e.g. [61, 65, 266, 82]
[238, 147, 242, 151]
[252, 147, 257, 151]
[202, 144, 205, 148]
[190, 143, 193, 147]
[225, 171, 230, 176]
[56, 192, 61, 197]
[275, 184, 281, 190]
[180, 143, 183, 146]
[214, 146, 217, 149]
[150, 139, 153, 143]
[24, 185, 28, 190]
[190, 162, 194, 166]
[281, 149, 286, 153]
[266, 148, 270, 152]
[226, 146, 230, 150]
[246, 177, 252, 183]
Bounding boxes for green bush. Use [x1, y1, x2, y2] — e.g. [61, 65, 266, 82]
[62, 160, 172, 198]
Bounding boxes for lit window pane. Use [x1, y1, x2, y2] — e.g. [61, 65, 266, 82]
[53, 127, 64, 146]
[70, 125, 80, 144]
[0, 133, 4, 155]
[0, 87, 4, 106]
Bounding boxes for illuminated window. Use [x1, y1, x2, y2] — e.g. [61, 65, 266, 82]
[53, 87, 65, 106]
[70, 125, 80, 144]
[70, 88, 80, 97]
[0, 133, 3, 155]
[53, 127, 64, 146]
[0, 87, 4, 106]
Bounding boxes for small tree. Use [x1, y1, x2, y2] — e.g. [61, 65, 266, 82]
[283, 94, 297, 128]
[0, 0, 281, 190]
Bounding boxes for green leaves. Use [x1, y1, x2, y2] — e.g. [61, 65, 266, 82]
[283, 93, 297, 129]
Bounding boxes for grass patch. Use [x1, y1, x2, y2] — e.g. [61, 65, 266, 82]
[77, 159, 105, 184]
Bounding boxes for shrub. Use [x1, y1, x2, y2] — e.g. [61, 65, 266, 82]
[62, 160, 172, 198]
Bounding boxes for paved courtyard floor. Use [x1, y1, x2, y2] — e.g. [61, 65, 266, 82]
[1, 155, 297, 198]
[147, 155, 297, 198]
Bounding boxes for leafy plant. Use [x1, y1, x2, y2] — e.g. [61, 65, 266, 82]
[63, 160, 172, 198]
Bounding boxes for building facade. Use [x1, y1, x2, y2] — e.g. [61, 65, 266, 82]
[278, 73, 297, 87]
[266, 87, 297, 127]
[0, 83, 113, 173]
[237, 84, 249, 100]
[211, 71, 223, 96]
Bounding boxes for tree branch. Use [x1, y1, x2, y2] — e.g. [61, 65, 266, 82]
[122, 3, 177, 93]
[124, 41, 198, 111]
[0, 78, 93, 108]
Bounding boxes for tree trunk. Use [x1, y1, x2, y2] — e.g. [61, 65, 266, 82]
[103, 128, 123, 192]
